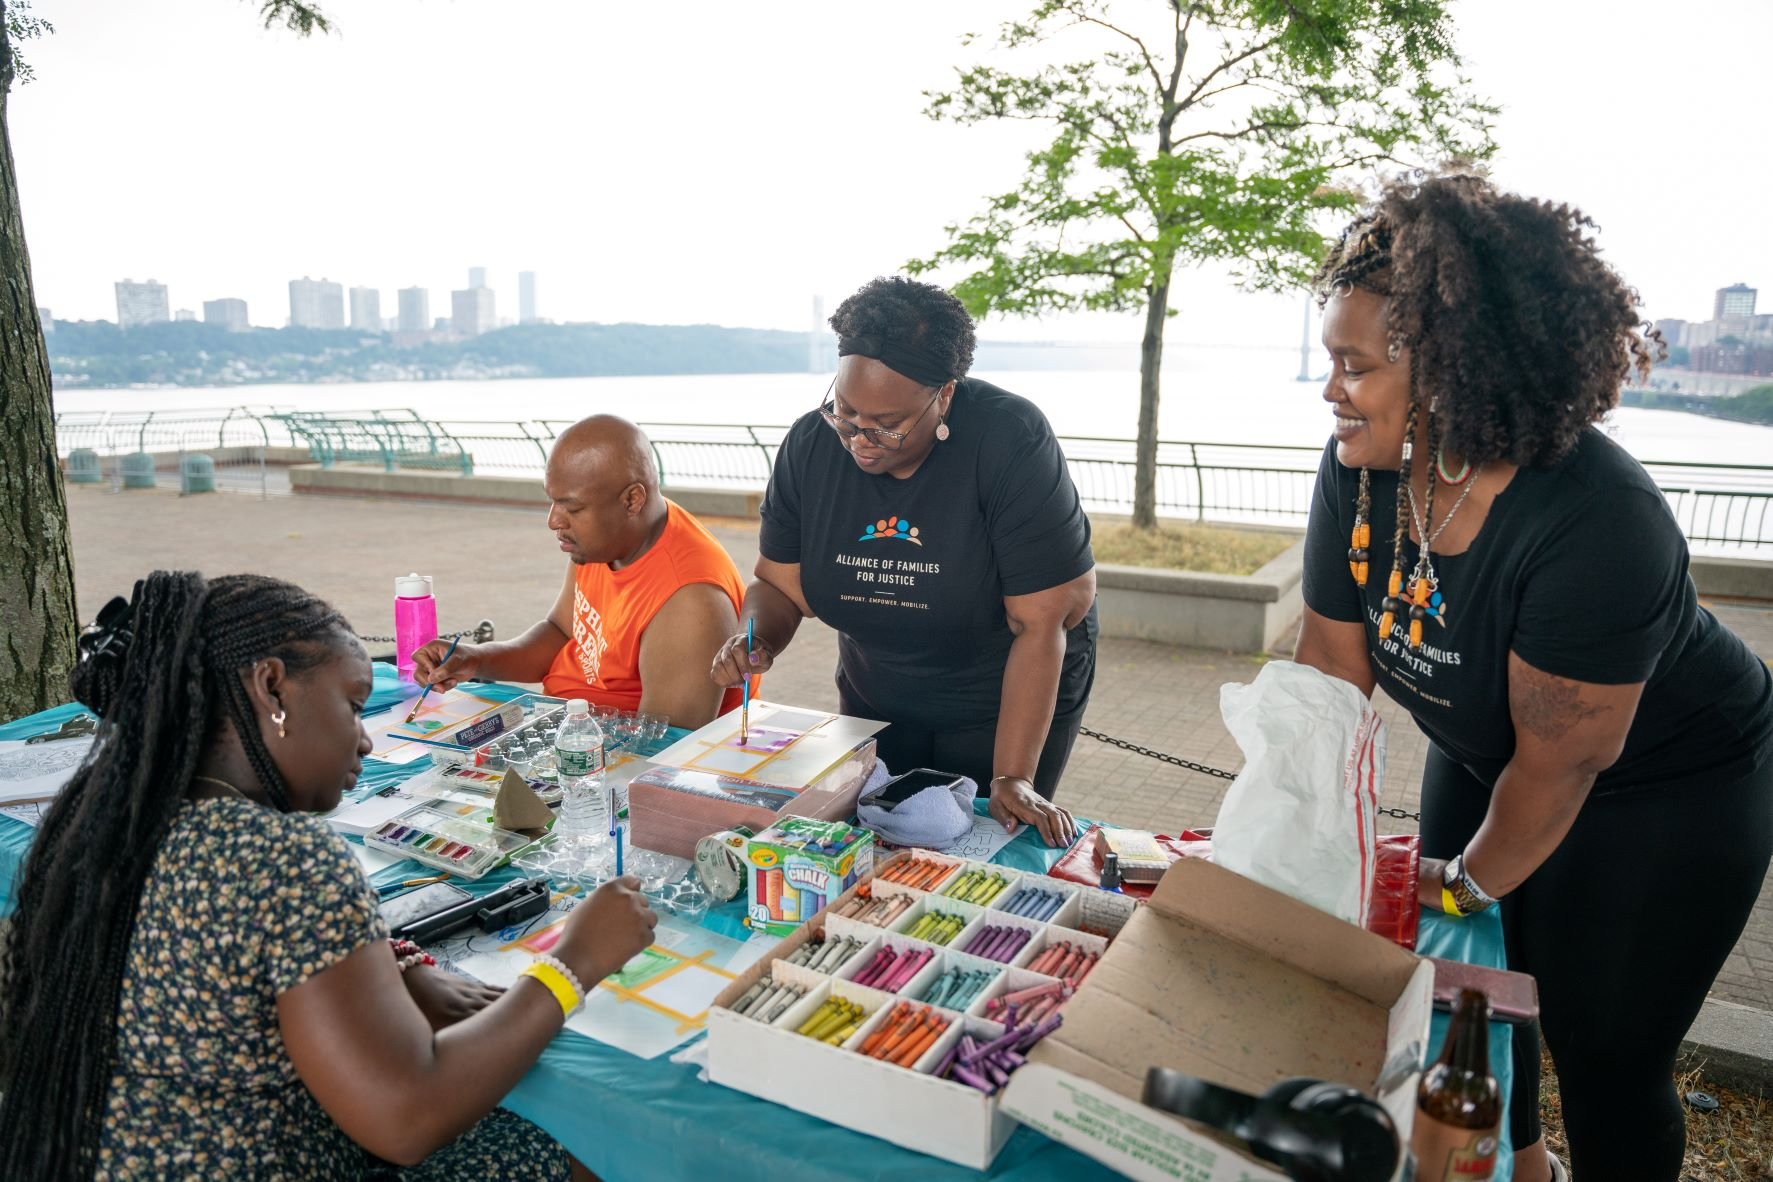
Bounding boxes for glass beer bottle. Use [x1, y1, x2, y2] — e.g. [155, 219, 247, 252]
[1412, 988, 1501, 1181]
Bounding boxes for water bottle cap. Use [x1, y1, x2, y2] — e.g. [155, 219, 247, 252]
[395, 573, 433, 598]
[566, 699, 589, 713]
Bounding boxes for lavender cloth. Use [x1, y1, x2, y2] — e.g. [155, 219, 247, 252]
[855, 763, 980, 851]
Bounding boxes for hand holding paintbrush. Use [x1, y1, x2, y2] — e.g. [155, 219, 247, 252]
[405, 635, 461, 724]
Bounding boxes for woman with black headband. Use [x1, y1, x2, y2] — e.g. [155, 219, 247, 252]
[712, 276, 1096, 846]
[1296, 173, 1772, 1181]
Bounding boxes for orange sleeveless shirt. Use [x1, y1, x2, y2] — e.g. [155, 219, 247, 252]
[542, 501, 750, 715]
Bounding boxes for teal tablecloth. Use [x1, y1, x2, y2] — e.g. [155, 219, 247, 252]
[0, 673, 1514, 1180]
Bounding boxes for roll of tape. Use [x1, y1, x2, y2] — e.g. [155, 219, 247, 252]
[695, 827, 753, 903]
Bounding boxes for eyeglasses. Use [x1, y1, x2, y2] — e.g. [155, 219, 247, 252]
[817, 376, 941, 451]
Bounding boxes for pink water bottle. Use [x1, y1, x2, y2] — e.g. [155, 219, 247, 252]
[394, 573, 439, 681]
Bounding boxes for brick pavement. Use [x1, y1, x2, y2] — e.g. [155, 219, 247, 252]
[59, 484, 1773, 1010]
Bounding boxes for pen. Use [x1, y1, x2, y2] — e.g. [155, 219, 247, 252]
[404, 634, 460, 723]
[741, 618, 752, 744]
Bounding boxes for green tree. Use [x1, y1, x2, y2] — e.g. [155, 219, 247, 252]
[0, 0, 329, 722]
[909, 0, 1496, 528]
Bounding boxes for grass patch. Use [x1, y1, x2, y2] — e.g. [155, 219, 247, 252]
[1539, 1049, 1771, 1179]
[1091, 521, 1297, 576]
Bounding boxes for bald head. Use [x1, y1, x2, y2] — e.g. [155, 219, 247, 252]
[551, 414, 659, 496]
[544, 416, 666, 566]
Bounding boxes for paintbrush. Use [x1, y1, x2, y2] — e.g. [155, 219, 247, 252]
[404, 634, 460, 724]
[741, 618, 752, 744]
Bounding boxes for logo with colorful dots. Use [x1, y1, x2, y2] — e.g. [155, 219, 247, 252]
[859, 515, 923, 545]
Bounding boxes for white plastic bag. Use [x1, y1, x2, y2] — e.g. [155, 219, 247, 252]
[1211, 660, 1384, 925]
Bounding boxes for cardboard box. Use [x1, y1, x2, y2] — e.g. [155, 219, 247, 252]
[626, 739, 876, 859]
[999, 858, 1433, 1182]
[708, 850, 1139, 1170]
[746, 818, 876, 936]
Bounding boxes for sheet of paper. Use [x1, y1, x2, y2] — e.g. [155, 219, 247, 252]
[939, 812, 1020, 862]
[0, 737, 95, 804]
[649, 700, 886, 789]
[0, 802, 48, 829]
[351, 842, 400, 876]
[447, 910, 753, 1059]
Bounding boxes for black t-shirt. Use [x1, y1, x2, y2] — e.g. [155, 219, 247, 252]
[1303, 428, 1773, 794]
[759, 376, 1098, 729]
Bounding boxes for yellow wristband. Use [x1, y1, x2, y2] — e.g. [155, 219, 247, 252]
[1441, 885, 1466, 918]
[520, 961, 583, 1017]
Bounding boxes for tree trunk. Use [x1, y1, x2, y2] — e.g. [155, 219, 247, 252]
[1132, 274, 1170, 530]
[0, 52, 79, 723]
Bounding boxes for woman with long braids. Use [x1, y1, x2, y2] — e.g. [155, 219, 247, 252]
[0, 572, 657, 1180]
[1296, 172, 1773, 1181]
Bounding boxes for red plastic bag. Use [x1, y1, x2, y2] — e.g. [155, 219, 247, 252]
[1048, 826, 1421, 950]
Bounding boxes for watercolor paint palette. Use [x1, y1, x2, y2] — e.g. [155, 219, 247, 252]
[363, 803, 534, 880]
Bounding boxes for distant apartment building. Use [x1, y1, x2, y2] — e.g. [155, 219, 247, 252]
[203, 298, 250, 332]
[468, 266, 488, 290]
[519, 271, 538, 323]
[397, 287, 431, 333]
[115, 279, 171, 328]
[289, 277, 346, 329]
[38, 307, 52, 332]
[1715, 283, 1757, 320]
[349, 286, 383, 332]
[174, 309, 197, 321]
[1653, 318, 1688, 349]
[452, 286, 496, 336]
[1691, 342, 1773, 377]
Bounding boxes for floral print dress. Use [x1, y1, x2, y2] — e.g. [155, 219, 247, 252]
[95, 796, 568, 1181]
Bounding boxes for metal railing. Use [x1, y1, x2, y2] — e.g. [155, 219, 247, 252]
[52, 406, 1773, 552]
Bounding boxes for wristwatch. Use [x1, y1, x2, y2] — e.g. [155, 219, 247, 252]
[1441, 853, 1498, 917]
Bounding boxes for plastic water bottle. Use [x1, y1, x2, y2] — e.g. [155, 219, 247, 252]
[554, 699, 607, 839]
[394, 573, 438, 682]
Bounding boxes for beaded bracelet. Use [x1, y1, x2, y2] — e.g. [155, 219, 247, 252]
[389, 938, 437, 972]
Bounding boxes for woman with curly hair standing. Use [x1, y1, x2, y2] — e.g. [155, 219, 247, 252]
[1296, 173, 1773, 1181]
[711, 276, 1096, 847]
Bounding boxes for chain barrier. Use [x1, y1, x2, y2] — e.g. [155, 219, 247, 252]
[355, 620, 496, 646]
[1077, 725, 1421, 823]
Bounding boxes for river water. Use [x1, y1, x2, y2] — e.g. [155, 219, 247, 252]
[51, 344, 1773, 465]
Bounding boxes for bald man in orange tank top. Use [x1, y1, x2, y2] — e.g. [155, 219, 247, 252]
[412, 415, 753, 728]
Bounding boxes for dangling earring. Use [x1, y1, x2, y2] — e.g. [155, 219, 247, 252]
[935, 419, 951, 442]
[271, 707, 287, 739]
[1348, 467, 1371, 587]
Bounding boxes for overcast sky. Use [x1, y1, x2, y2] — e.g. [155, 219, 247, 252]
[13, 0, 1770, 346]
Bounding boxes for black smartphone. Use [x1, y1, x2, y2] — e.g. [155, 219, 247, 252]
[871, 768, 965, 810]
[379, 881, 473, 934]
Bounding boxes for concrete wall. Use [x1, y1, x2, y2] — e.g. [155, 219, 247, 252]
[1094, 540, 1305, 653]
[1692, 555, 1773, 600]
[287, 464, 763, 520]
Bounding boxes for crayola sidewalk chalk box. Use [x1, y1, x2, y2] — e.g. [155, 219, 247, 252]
[746, 816, 874, 937]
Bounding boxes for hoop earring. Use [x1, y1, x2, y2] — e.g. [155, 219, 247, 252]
[935, 420, 951, 442]
[271, 708, 287, 739]
[1436, 449, 1472, 485]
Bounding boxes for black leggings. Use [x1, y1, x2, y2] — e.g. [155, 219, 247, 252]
[1420, 745, 1773, 1181]
[838, 678, 1090, 802]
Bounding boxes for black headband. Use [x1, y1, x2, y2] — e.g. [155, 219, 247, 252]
[836, 333, 953, 388]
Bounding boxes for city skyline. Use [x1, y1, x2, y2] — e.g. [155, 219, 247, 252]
[21, 0, 1771, 349]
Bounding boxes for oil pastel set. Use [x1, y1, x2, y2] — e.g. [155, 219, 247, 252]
[708, 845, 1138, 1170]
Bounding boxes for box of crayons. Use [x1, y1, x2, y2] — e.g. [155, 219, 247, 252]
[707, 848, 1137, 1170]
[363, 803, 534, 880]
